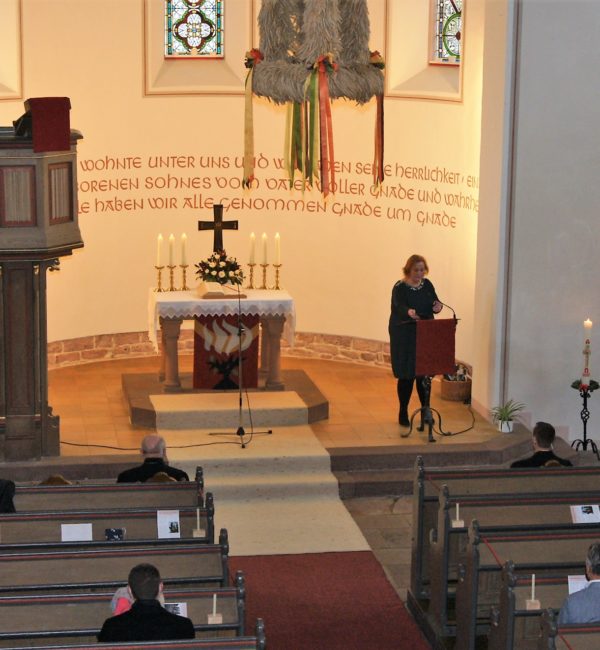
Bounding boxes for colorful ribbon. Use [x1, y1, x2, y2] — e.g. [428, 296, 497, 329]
[243, 49, 263, 189]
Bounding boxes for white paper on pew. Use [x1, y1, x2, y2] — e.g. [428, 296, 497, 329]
[164, 602, 188, 617]
[157, 510, 181, 538]
[568, 575, 588, 595]
[61, 523, 93, 542]
[570, 504, 600, 524]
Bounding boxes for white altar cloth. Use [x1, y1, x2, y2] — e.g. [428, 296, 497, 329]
[148, 289, 296, 350]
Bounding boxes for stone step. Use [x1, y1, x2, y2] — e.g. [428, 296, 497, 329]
[334, 469, 415, 499]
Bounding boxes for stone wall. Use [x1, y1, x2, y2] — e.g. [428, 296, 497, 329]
[47, 331, 391, 370]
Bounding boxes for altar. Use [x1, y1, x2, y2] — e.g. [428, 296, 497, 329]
[148, 289, 295, 392]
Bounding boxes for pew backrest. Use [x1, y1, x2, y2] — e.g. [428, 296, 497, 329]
[538, 609, 600, 650]
[0, 498, 215, 547]
[14, 467, 204, 511]
[0, 532, 229, 595]
[0, 578, 245, 646]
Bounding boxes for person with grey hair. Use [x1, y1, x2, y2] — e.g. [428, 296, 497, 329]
[558, 542, 600, 624]
[117, 435, 189, 483]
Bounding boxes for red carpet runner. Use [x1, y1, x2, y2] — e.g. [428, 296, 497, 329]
[231, 551, 430, 650]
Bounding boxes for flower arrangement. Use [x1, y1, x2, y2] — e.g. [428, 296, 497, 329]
[571, 379, 599, 392]
[195, 250, 244, 286]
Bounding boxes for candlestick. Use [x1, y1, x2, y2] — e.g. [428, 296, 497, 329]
[181, 233, 187, 266]
[156, 234, 163, 267]
[261, 233, 268, 265]
[260, 263, 268, 289]
[275, 232, 281, 265]
[168, 233, 175, 267]
[273, 263, 282, 290]
[246, 263, 256, 289]
[154, 265, 165, 292]
[168, 265, 177, 291]
[249, 232, 256, 265]
[180, 264, 189, 291]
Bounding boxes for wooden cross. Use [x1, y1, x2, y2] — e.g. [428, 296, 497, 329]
[198, 204, 238, 252]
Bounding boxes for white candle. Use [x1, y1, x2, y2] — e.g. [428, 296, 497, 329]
[156, 234, 163, 266]
[181, 233, 187, 266]
[261, 233, 268, 265]
[456, 503, 460, 521]
[212, 593, 217, 616]
[249, 232, 256, 264]
[168, 234, 175, 266]
[196, 507, 200, 529]
[275, 232, 281, 265]
[531, 573, 535, 600]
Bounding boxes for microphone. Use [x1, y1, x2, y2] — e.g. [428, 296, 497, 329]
[439, 301, 458, 321]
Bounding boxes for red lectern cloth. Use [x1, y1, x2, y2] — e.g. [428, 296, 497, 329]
[193, 314, 259, 389]
[26, 97, 71, 153]
[415, 318, 456, 376]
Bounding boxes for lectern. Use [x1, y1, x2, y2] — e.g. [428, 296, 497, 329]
[402, 318, 456, 442]
[0, 98, 83, 460]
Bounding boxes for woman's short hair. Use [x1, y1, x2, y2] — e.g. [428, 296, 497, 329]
[403, 255, 429, 277]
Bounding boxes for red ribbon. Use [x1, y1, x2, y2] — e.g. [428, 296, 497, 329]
[317, 56, 336, 197]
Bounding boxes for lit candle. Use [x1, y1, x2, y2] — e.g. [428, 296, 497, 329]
[181, 233, 187, 266]
[275, 232, 281, 265]
[582, 319, 593, 385]
[156, 234, 163, 267]
[261, 233, 268, 265]
[168, 234, 175, 266]
[249, 232, 256, 264]
[584, 318, 593, 332]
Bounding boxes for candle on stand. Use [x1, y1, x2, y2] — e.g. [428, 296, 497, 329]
[249, 232, 256, 264]
[156, 234, 163, 266]
[181, 233, 187, 266]
[168, 234, 175, 266]
[212, 593, 217, 616]
[582, 318, 593, 385]
[275, 232, 281, 265]
[261, 233, 268, 264]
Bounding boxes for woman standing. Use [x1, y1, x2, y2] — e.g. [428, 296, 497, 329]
[389, 254, 443, 426]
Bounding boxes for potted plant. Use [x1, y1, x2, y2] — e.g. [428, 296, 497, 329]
[491, 399, 525, 432]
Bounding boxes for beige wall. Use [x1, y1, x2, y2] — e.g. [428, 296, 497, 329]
[0, 1, 482, 385]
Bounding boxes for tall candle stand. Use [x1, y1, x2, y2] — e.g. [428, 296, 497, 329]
[167, 264, 177, 291]
[180, 264, 189, 291]
[154, 266, 165, 292]
[260, 263, 269, 290]
[246, 263, 256, 289]
[571, 382, 600, 460]
[273, 263, 282, 290]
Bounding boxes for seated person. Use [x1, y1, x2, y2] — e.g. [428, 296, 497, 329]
[558, 542, 600, 624]
[117, 435, 189, 483]
[510, 421, 573, 468]
[98, 563, 194, 641]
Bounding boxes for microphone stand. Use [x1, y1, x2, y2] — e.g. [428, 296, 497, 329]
[209, 286, 272, 448]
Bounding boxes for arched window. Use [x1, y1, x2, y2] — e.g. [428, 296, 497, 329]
[165, 0, 224, 58]
[431, 0, 462, 65]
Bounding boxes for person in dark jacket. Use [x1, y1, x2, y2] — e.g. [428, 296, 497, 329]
[510, 421, 573, 468]
[97, 563, 194, 642]
[117, 435, 189, 483]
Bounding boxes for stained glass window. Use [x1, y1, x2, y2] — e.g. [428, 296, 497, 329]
[432, 0, 462, 64]
[165, 0, 223, 58]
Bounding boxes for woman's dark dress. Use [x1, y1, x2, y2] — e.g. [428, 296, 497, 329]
[388, 278, 439, 379]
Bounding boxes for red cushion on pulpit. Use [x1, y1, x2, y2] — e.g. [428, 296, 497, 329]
[26, 97, 71, 153]
[193, 314, 260, 390]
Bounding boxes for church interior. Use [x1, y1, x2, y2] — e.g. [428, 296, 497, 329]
[1, 0, 600, 648]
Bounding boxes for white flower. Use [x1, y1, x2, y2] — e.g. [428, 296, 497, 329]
[219, 261, 226, 267]
[211, 270, 217, 276]
[228, 271, 234, 277]
[218, 271, 225, 278]
[209, 262, 216, 268]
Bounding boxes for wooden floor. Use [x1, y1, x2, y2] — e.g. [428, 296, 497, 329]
[49, 354, 498, 457]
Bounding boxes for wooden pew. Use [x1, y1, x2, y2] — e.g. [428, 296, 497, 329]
[411, 457, 600, 599]
[538, 609, 600, 650]
[426, 486, 600, 636]
[13, 467, 205, 511]
[488, 561, 570, 650]
[0, 619, 266, 650]
[0, 497, 215, 547]
[0, 575, 246, 647]
[0, 532, 230, 595]
[454, 521, 599, 650]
